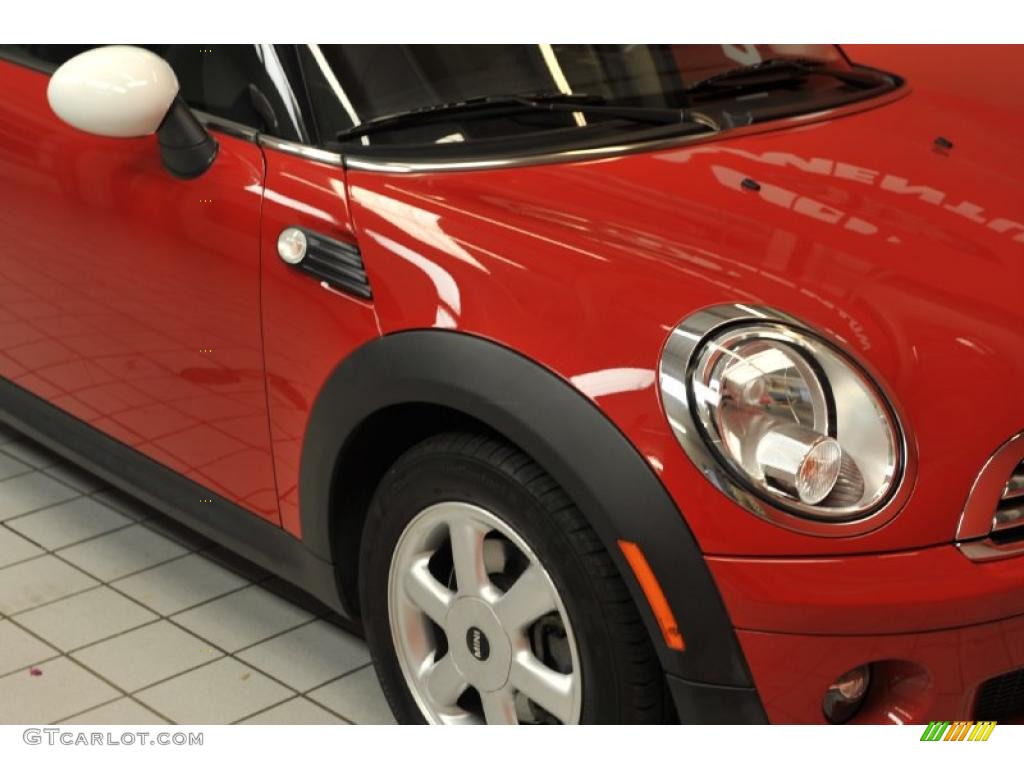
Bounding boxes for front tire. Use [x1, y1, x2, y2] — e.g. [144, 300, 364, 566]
[359, 432, 664, 724]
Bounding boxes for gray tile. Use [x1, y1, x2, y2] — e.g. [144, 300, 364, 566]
[44, 463, 110, 494]
[59, 524, 188, 582]
[0, 555, 98, 615]
[173, 585, 314, 653]
[201, 545, 271, 582]
[262, 576, 331, 616]
[0, 656, 119, 724]
[112, 553, 249, 616]
[137, 657, 290, 724]
[17, 586, 157, 652]
[237, 620, 370, 693]
[72, 620, 221, 692]
[141, 515, 212, 552]
[63, 697, 168, 725]
[7, 496, 131, 550]
[0, 525, 44, 568]
[0, 452, 31, 482]
[0, 422, 19, 444]
[90, 488, 155, 521]
[0, 472, 79, 522]
[240, 697, 347, 725]
[308, 666, 395, 724]
[0, 619, 59, 676]
[1, 439, 62, 469]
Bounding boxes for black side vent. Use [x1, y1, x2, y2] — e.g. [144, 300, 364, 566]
[295, 231, 372, 300]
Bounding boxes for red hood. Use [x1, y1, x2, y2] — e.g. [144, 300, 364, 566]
[348, 78, 1024, 555]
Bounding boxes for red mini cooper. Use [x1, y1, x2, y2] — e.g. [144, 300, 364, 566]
[0, 43, 1022, 725]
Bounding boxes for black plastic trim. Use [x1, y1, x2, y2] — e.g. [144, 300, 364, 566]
[157, 97, 219, 180]
[300, 330, 759, 692]
[665, 675, 768, 724]
[293, 229, 372, 299]
[0, 376, 351, 620]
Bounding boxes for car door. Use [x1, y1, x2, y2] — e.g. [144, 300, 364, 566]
[0, 45, 301, 523]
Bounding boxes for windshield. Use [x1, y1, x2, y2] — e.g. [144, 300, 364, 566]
[298, 45, 889, 155]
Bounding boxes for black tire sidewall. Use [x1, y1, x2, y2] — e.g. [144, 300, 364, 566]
[360, 447, 626, 724]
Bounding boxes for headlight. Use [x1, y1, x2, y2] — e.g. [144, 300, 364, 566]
[660, 306, 905, 528]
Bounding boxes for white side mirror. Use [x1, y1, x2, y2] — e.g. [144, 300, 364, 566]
[47, 45, 218, 178]
[47, 45, 179, 138]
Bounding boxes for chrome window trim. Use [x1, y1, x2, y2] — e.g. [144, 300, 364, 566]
[257, 134, 343, 165]
[658, 304, 915, 538]
[259, 84, 909, 173]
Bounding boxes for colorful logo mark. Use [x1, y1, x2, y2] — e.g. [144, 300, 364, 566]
[920, 721, 996, 741]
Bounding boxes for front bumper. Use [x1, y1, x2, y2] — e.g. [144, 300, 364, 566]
[706, 544, 1024, 723]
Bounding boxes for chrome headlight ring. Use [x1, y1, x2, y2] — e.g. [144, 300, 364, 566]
[659, 304, 912, 536]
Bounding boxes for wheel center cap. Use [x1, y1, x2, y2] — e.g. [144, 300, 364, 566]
[446, 597, 512, 692]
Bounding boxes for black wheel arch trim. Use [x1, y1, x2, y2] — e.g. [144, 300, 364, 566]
[301, 329, 760, 694]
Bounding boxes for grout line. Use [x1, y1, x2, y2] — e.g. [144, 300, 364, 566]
[229, 694, 355, 725]
[0, 431, 379, 725]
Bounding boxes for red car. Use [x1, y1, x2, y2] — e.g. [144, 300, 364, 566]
[0, 43, 1022, 725]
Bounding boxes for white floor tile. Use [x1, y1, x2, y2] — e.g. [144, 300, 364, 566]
[17, 586, 157, 652]
[0, 656, 119, 724]
[173, 585, 314, 653]
[72, 620, 221, 692]
[0, 555, 97, 615]
[0, 525, 44, 568]
[240, 697, 347, 725]
[137, 657, 291, 724]
[0, 619, 59, 676]
[7, 496, 131, 550]
[63, 696, 169, 725]
[58, 524, 188, 581]
[237, 619, 370, 693]
[308, 667, 396, 724]
[112, 552, 250, 616]
[0, 472, 79, 522]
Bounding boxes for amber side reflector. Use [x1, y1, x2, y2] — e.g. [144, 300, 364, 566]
[617, 539, 685, 651]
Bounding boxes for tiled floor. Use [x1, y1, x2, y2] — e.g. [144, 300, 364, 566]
[0, 420, 396, 725]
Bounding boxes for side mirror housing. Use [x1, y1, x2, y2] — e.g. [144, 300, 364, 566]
[47, 45, 218, 179]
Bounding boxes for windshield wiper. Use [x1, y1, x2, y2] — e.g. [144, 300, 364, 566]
[334, 92, 702, 143]
[683, 57, 889, 97]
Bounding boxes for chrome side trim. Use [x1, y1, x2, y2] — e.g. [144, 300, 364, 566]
[955, 432, 1024, 540]
[957, 538, 1024, 563]
[258, 134, 343, 165]
[657, 304, 914, 538]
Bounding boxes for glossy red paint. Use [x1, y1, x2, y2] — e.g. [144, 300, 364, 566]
[3, 45, 1024, 724]
[257, 149, 379, 536]
[348, 70, 1024, 557]
[708, 545, 1024, 635]
[738, 612, 1024, 724]
[0, 60, 279, 521]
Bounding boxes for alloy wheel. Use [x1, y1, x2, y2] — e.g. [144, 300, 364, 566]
[387, 501, 582, 724]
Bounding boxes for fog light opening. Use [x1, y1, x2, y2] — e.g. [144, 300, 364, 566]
[823, 664, 871, 724]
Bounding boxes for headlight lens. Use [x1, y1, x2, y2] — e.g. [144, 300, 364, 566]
[664, 317, 903, 522]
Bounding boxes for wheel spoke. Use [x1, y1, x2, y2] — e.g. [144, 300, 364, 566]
[422, 653, 468, 708]
[448, 518, 490, 597]
[481, 688, 519, 725]
[510, 652, 576, 724]
[404, 556, 453, 626]
[494, 563, 557, 632]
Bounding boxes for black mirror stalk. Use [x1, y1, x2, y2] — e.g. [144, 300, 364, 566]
[157, 96, 218, 179]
